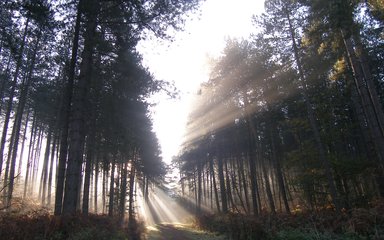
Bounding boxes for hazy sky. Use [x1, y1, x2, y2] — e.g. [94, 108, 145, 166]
[137, 0, 265, 164]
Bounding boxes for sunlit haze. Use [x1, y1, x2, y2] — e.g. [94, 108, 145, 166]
[138, 0, 265, 163]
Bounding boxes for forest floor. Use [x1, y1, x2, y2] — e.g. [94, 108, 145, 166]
[2, 197, 384, 239]
[144, 223, 226, 240]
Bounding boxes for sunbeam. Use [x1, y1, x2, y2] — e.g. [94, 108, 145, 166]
[136, 185, 192, 228]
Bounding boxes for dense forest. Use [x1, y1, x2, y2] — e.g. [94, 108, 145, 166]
[1, 0, 384, 239]
[0, 0, 201, 238]
[176, 0, 384, 238]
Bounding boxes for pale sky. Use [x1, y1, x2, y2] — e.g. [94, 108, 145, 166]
[138, 0, 265, 163]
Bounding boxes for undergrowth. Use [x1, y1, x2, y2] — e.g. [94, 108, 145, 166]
[0, 211, 143, 240]
[195, 199, 384, 240]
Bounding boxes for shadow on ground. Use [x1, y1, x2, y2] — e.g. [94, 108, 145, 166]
[144, 223, 226, 240]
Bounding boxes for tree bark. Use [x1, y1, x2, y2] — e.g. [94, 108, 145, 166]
[261, 157, 276, 214]
[23, 114, 36, 198]
[17, 108, 30, 182]
[82, 139, 94, 215]
[285, 7, 341, 211]
[94, 155, 99, 213]
[41, 130, 52, 206]
[209, 158, 220, 212]
[197, 160, 202, 214]
[248, 131, 260, 216]
[108, 157, 115, 217]
[8, 28, 42, 207]
[128, 163, 136, 223]
[0, 17, 29, 179]
[62, 0, 100, 215]
[47, 135, 57, 207]
[270, 124, 290, 213]
[342, 30, 384, 195]
[217, 154, 228, 213]
[54, 0, 83, 216]
[119, 162, 128, 224]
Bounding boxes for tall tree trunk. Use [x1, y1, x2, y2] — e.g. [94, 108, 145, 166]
[248, 131, 259, 216]
[224, 159, 236, 212]
[217, 154, 228, 213]
[82, 137, 94, 214]
[102, 161, 107, 214]
[94, 155, 99, 213]
[261, 158, 276, 214]
[108, 157, 115, 217]
[62, 0, 100, 215]
[119, 162, 128, 225]
[197, 160, 202, 214]
[23, 114, 36, 198]
[238, 156, 250, 213]
[41, 130, 52, 206]
[285, 8, 341, 211]
[54, 0, 83, 216]
[31, 127, 43, 195]
[47, 135, 57, 207]
[0, 54, 12, 114]
[7, 30, 42, 206]
[145, 177, 149, 202]
[0, 17, 29, 179]
[270, 123, 290, 213]
[128, 163, 136, 223]
[342, 30, 384, 195]
[17, 108, 30, 181]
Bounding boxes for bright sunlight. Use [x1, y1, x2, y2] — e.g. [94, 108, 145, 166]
[138, 0, 265, 164]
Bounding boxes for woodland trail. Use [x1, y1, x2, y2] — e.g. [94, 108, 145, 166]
[144, 223, 226, 240]
[139, 187, 226, 239]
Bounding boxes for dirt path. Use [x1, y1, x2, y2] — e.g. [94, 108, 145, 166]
[144, 223, 226, 240]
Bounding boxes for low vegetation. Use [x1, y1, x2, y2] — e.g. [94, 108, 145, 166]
[0, 212, 142, 240]
[0, 199, 143, 240]
[195, 199, 384, 240]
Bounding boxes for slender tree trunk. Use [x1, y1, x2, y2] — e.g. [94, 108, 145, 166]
[342, 30, 384, 195]
[248, 132, 259, 216]
[31, 127, 43, 195]
[40, 130, 52, 206]
[82, 137, 94, 214]
[217, 154, 228, 213]
[261, 158, 276, 214]
[94, 155, 99, 213]
[108, 157, 115, 217]
[102, 162, 107, 214]
[0, 17, 29, 179]
[115, 163, 121, 212]
[143, 176, 149, 202]
[224, 159, 236, 212]
[285, 8, 341, 211]
[54, 1, 82, 216]
[62, 0, 100, 215]
[270, 124, 290, 213]
[7, 31, 42, 206]
[354, 36, 384, 135]
[0, 53, 12, 114]
[23, 114, 36, 198]
[197, 160, 202, 214]
[119, 162, 128, 225]
[239, 156, 250, 213]
[17, 108, 30, 181]
[47, 135, 57, 207]
[128, 163, 135, 222]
